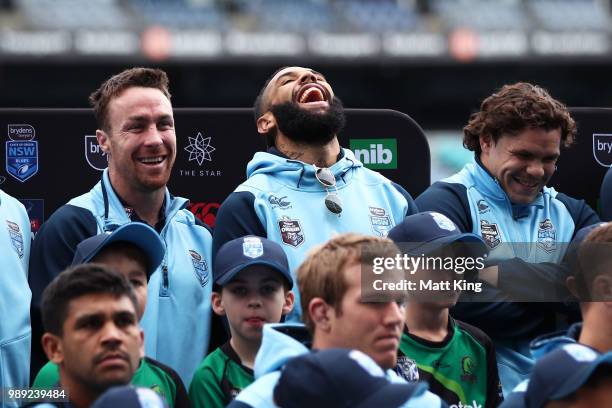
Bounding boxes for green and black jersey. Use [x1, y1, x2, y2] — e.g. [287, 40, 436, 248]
[189, 341, 254, 408]
[396, 317, 503, 408]
[31, 357, 190, 408]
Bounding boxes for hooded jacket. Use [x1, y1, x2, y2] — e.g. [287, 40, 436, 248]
[213, 148, 417, 320]
[29, 170, 212, 386]
[417, 158, 598, 336]
[0, 189, 31, 405]
[228, 324, 445, 408]
[416, 158, 598, 394]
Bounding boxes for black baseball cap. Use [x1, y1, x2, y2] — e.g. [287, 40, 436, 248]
[273, 348, 427, 408]
[388, 211, 488, 258]
[71, 222, 164, 279]
[214, 235, 292, 288]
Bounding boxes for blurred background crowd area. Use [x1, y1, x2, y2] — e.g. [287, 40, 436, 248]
[1, 0, 612, 178]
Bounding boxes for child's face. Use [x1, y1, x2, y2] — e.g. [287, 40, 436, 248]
[214, 266, 293, 341]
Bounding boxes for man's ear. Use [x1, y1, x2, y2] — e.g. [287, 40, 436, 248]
[96, 129, 110, 154]
[256, 112, 275, 135]
[479, 134, 493, 154]
[42, 333, 64, 365]
[308, 298, 333, 333]
[211, 292, 226, 316]
[282, 290, 295, 316]
[566, 276, 580, 299]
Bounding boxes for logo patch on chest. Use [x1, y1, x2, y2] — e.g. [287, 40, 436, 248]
[278, 217, 304, 247]
[189, 249, 209, 287]
[369, 206, 392, 237]
[537, 218, 557, 253]
[396, 355, 420, 382]
[480, 220, 501, 249]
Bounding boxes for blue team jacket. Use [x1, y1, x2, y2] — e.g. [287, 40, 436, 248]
[0, 189, 31, 406]
[228, 324, 445, 408]
[416, 158, 599, 335]
[28, 170, 213, 386]
[416, 157, 599, 394]
[213, 148, 417, 320]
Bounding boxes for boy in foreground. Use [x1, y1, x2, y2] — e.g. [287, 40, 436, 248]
[189, 236, 294, 408]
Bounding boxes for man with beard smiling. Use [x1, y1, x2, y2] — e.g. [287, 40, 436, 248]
[415, 83, 600, 395]
[213, 66, 418, 321]
[29, 68, 213, 387]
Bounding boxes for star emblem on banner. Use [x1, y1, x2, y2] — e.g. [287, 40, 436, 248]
[184, 132, 216, 166]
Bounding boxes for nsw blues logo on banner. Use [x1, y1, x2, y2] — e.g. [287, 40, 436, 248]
[6, 124, 38, 182]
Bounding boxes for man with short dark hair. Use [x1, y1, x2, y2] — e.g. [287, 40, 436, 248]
[29, 67, 213, 385]
[214, 66, 418, 321]
[416, 82, 600, 393]
[0, 188, 31, 406]
[39, 264, 143, 408]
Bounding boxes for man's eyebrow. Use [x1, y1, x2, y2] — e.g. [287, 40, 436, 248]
[74, 312, 103, 326]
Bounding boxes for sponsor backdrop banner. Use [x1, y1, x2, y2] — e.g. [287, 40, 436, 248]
[548, 108, 612, 214]
[0, 108, 430, 231]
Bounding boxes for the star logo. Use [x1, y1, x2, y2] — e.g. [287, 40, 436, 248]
[185, 132, 216, 165]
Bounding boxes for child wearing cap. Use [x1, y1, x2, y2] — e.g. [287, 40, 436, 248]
[389, 212, 503, 408]
[32, 222, 190, 408]
[189, 236, 294, 408]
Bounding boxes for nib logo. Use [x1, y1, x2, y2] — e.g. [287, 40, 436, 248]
[350, 139, 397, 169]
[185, 132, 216, 166]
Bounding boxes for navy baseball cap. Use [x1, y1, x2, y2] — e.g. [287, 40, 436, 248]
[214, 235, 292, 288]
[273, 348, 426, 408]
[388, 211, 488, 258]
[91, 385, 167, 408]
[525, 344, 612, 408]
[71, 222, 164, 279]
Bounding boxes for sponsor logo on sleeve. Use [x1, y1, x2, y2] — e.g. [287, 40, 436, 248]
[6, 220, 24, 258]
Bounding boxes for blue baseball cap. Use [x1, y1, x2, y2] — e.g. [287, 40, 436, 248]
[273, 348, 427, 408]
[71, 222, 164, 279]
[91, 385, 167, 408]
[214, 235, 292, 288]
[525, 344, 612, 408]
[388, 211, 488, 258]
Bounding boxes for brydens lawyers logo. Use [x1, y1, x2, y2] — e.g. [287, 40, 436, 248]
[6, 124, 38, 182]
[185, 132, 215, 165]
[84, 135, 108, 171]
[593, 133, 612, 167]
[350, 139, 397, 170]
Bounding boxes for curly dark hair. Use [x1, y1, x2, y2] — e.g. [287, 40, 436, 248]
[463, 82, 576, 154]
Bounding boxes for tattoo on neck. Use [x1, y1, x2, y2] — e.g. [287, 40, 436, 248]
[278, 144, 304, 160]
